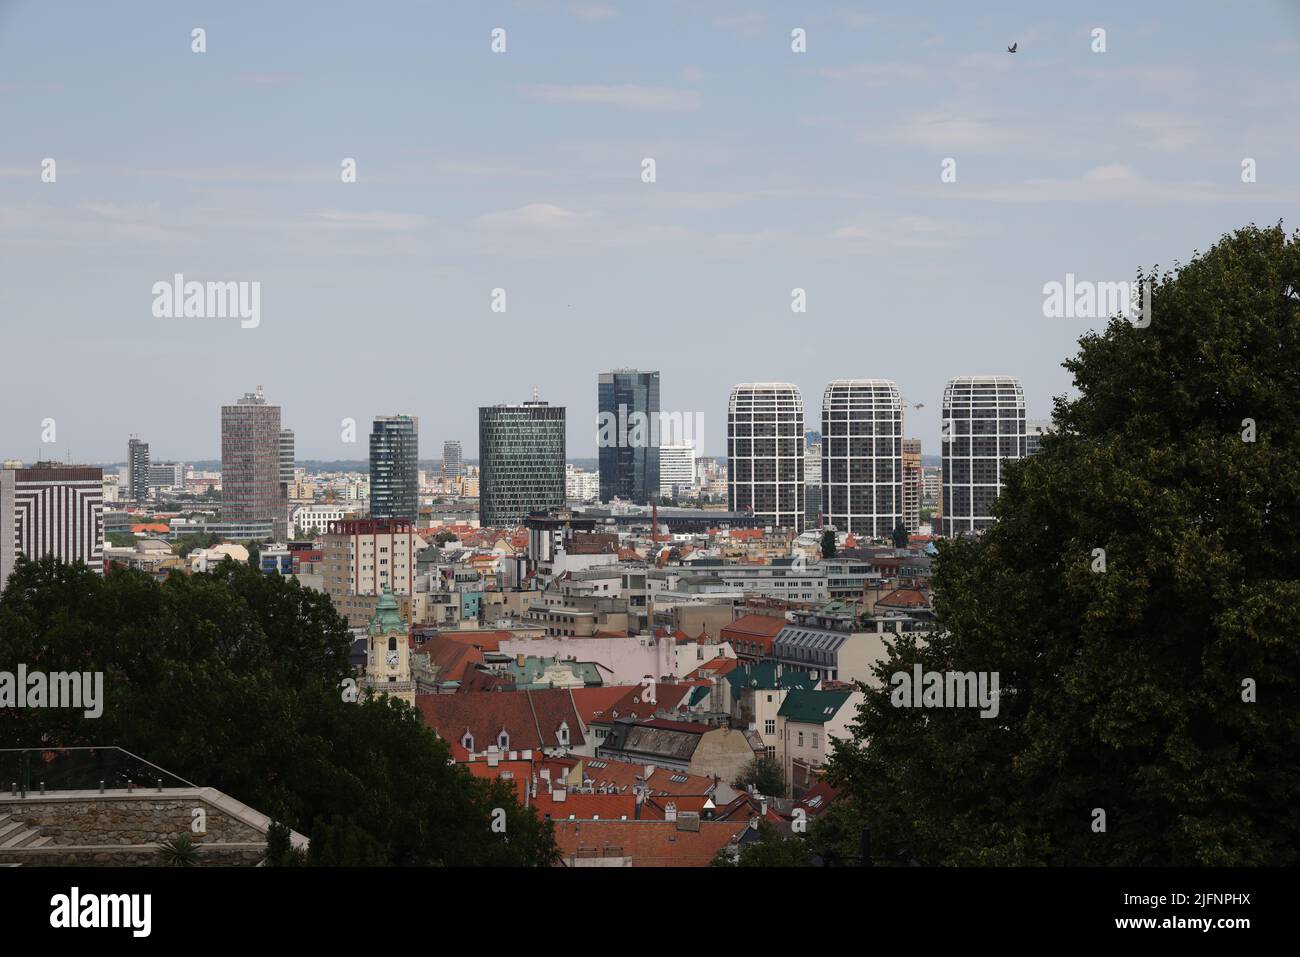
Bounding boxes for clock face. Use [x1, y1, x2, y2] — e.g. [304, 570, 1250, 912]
[387, 651, 399, 666]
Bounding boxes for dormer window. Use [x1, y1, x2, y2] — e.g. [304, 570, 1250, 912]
[462, 732, 474, 751]
[498, 730, 509, 750]
[557, 722, 570, 746]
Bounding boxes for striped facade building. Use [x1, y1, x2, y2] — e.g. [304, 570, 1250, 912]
[0, 465, 104, 589]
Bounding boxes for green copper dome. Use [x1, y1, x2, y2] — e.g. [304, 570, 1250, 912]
[367, 587, 406, 636]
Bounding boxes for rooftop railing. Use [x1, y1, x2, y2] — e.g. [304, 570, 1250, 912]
[0, 747, 196, 797]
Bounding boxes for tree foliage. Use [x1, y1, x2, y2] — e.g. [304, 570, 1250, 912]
[0, 557, 559, 866]
[827, 224, 1300, 865]
[732, 754, 786, 797]
[820, 529, 837, 559]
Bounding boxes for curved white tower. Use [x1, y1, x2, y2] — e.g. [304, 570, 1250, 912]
[820, 380, 904, 538]
[941, 376, 1026, 536]
[727, 383, 804, 531]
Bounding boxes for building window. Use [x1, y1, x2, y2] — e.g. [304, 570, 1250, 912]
[797, 732, 804, 747]
[764, 719, 775, 735]
[498, 731, 509, 750]
[813, 733, 820, 750]
[462, 733, 473, 751]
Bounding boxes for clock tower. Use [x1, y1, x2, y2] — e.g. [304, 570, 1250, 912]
[364, 588, 415, 706]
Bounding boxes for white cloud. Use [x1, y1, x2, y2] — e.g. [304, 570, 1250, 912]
[476, 203, 588, 230]
[569, 2, 615, 21]
[521, 83, 702, 112]
[308, 210, 429, 231]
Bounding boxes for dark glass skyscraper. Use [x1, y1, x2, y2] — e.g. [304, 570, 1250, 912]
[127, 436, 150, 502]
[479, 400, 565, 526]
[369, 415, 419, 522]
[598, 369, 660, 504]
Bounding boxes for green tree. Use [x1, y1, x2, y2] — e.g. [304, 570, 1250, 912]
[890, 523, 909, 548]
[732, 754, 785, 797]
[0, 557, 559, 867]
[712, 820, 811, 867]
[172, 532, 218, 557]
[827, 224, 1300, 866]
[820, 529, 837, 559]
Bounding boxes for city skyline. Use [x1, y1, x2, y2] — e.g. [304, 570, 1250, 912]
[4, 0, 1297, 461]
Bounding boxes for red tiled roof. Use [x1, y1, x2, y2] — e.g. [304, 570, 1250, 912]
[417, 688, 584, 751]
[552, 820, 747, 867]
[533, 790, 639, 821]
[876, 587, 929, 609]
[568, 758, 716, 796]
[721, 614, 787, 656]
[685, 658, 741, 680]
[570, 686, 633, 725]
[415, 635, 484, 684]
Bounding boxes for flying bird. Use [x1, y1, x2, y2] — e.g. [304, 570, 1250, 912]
[1007, 42, 1017, 53]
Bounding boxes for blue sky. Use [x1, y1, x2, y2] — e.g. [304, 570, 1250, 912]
[2, 0, 1297, 461]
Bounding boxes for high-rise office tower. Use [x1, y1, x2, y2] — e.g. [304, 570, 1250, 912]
[479, 399, 566, 526]
[442, 440, 464, 479]
[221, 386, 287, 540]
[0, 464, 104, 590]
[727, 383, 804, 531]
[658, 443, 696, 499]
[369, 415, 420, 522]
[820, 380, 904, 538]
[804, 430, 823, 527]
[902, 437, 923, 532]
[941, 376, 1027, 537]
[597, 370, 661, 504]
[279, 429, 295, 485]
[127, 437, 150, 501]
[1025, 418, 1053, 456]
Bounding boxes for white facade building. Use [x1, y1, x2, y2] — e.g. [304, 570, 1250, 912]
[821, 379, 904, 538]
[727, 383, 805, 531]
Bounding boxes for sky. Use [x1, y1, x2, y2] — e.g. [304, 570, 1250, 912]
[1, 0, 1298, 462]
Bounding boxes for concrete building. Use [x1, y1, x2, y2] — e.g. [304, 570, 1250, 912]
[442, 439, 464, 479]
[0, 464, 104, 589]
[279, 429, 295, 485]
[941, 376, 1027, 536]
[221, 386, 288, 540]
[776, 689, 864, 798]
[658, 443, 696, 499]
[320, 518, 428, 626]
[727, 383, 805, 531]
[902, 437, 923, 532]
[821, 379, 904, 539]
[126, 436, 149, 501]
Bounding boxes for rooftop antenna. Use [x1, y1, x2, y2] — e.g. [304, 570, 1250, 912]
[532, 386, 540, 402]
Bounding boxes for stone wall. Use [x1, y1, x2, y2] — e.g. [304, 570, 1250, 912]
[0, 787, 295, 867]
[6, 793, 263, 846]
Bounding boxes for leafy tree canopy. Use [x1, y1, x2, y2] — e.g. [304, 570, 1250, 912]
[0, 557, 558, 866]
[827, 224, 1300, 866]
